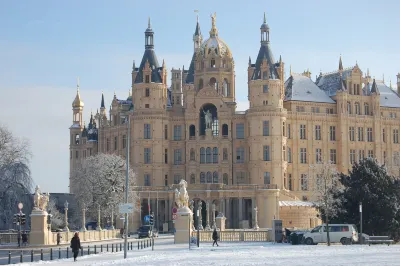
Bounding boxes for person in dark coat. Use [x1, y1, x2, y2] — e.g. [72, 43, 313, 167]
[120, 228, 124, 239]
[70, 232, 81, 262]
[212, 228, 219, 247]
[57, 232, 62, 245]
[21, 232, 28, 246]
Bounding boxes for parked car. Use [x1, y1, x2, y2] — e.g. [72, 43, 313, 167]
[137, 225, 153, 238]
[303, 224, 358, 245]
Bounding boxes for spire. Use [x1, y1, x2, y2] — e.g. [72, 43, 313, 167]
[101, 92, 105, 108]
[371, 79, 379, 94]
[72, 77, 84, 108]
[260, 12, 270, 44]
[209, 12, 218, 37]
[145, 17, 154, 50]
[193, 11, 203, 51]
[263, 12, 266, 23]
[194, 10, 201, 37]
[279, 55, 282, 63]
[248, 56, 251, 66]
[132, 60, 136, 71]
[383, 73, 385, 83]
[339, 55, 343, 71]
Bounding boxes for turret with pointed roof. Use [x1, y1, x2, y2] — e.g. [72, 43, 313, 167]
[185, 15, 203, 84]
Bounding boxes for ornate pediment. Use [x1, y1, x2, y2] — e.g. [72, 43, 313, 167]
[197, 86, 219, 98]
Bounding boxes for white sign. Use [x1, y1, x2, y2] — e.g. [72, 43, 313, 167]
[18, 203, 23, 210]
[359, 204, 362, 213]
[119, 203, 134, 214]
[172, 213, 177, 220]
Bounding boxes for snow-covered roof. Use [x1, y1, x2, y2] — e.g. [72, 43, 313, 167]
[316, 69, 352, 96]
[376, 81, 400, 108]
[70, 124, 81, 128]
[284, 74, 335, 103]
[279, 201, 315, 207]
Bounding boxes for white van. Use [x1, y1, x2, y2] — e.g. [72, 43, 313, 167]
[303, 224, 358, 245]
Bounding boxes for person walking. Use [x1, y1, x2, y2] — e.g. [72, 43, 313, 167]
[212, 228, 219, 247]
[56, 232, 62, 245]
[21, 231, 28, 246]
[70, 232, 81, 262]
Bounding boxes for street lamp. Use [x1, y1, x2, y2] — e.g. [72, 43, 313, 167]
[64, 200, 69, 232]
[81, 203, 87, 232]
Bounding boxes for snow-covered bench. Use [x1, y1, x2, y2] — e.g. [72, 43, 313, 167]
[367, 236, 393, 246]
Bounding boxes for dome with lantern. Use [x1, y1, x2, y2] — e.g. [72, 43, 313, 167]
[200, 13, 232, 58]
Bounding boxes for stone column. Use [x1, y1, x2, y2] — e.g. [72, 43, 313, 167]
[190, 202, 195, 231]
[253, 207, 259, 230]
[205, 200, 211, 230]
[225, 198, 230, 229]
[251, 197, 256, 229]
[238, 198, 243, 228]
[212, 203, 216, 229]
[198, 201, 203, 230]
[81, 205, 87, 232]
[219, 198, 224, 216]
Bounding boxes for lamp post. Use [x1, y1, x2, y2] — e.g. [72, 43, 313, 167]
[64, 201, 69, 232]
[97, 204, 102, 231]
[81, 203, 87, 232]
[359, 202, 363, 244]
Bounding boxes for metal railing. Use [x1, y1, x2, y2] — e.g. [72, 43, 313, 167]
[192, 230, 270, 242]
[3, 238, 155, 264]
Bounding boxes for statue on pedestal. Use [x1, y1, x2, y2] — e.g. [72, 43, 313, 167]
[33, 186, 50, 212]
[202, 109, 213, 129]
[174, 180, 189, 209]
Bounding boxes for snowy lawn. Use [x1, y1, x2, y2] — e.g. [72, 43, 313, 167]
[20, 239, 400, 266]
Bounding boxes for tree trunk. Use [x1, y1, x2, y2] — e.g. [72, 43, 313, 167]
[326, 214, 330, 246]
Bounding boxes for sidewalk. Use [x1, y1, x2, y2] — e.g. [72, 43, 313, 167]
[0, 234, 173, 251]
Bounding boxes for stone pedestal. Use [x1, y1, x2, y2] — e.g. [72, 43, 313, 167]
[29, 210, 49, 245]
[174, 206, 193, 244]
[216, 214, 226, 231]
[205, 128, 213, 140]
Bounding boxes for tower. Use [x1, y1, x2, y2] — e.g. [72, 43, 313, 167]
[131, 18, 168, 111]
[193, 12, 235, 102]
[397, 73, 400, 95]
[171, 68, 183, 106]
[247, 13, 287, 192]
[70, 78, 84, 193]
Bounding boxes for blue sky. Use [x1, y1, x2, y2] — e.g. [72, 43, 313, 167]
[1, 0, 399, 192]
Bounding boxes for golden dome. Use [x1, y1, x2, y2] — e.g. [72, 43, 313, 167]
[72, 79, 84, 108]
[200, 12, 232, 58]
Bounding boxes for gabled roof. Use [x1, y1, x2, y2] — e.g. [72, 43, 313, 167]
[285, 74, 335, 103]
[376, 81, 400, 108]
[316, 69, 352, 96]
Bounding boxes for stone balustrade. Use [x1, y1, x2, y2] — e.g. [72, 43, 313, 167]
[50, 229, 120, 245]
[133, 184, 278, 193]
[192, 230, 270, 242]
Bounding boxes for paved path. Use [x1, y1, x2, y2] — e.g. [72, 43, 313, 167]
[0, 235, 173, 265]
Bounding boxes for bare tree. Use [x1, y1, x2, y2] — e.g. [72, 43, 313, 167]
[47, 199, 65, 230]
[310, 159, 344, 246]
[71, 154, 137, 222]
[0, 124, 33, 229]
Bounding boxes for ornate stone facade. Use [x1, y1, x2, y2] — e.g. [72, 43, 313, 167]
[69, 14, 400, 231]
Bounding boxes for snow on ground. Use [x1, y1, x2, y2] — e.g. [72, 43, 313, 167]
[19, 239, 400, 266]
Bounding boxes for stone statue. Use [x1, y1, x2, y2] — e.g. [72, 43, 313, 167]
[202, 109, 213, 129]
[33, 185, 50, 211]
[174, 180, 189, 208]
[210, 12, 216, 28]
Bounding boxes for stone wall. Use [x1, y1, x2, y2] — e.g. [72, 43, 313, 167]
[280, 205, 321, 229]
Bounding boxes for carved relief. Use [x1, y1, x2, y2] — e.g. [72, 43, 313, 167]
[197, 86, 220, 98]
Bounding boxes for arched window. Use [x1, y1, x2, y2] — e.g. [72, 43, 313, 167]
[347, 102, 352, 114]
[200, 172, 205, 183]
[209, 77, 217, 89]
[145, 88, 150, 97]
[190, 148, 195, 161]
[222, 124, 228, 137]
[355, 102, 360, 115]
[206, 147, 212, 163]
[212, 147, 218, 163]
[211, 59, 216, 68]
[213, 171, 219, 183]
[223, 79, 229, 96]
[206, 172, 212, 183]
[189, 125, 196, 137]
[198, 79, 203, 90]
[364, 103, 369, 115]
[200, 148, 205, 164]
[75, 134, 80, 145]
[190, 174, 195, 184]
[223, 173, 228, 185]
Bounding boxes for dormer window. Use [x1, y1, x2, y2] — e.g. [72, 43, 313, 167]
[211, 59, 216, 68]
[145, 88, 150, 97]
[145, 75, 150, 83]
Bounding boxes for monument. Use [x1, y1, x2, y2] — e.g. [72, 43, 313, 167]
[173, 180, 193, 244]
[30, 186, 51, 245]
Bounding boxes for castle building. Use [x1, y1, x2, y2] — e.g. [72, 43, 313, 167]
[70, 14, 400, 230]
